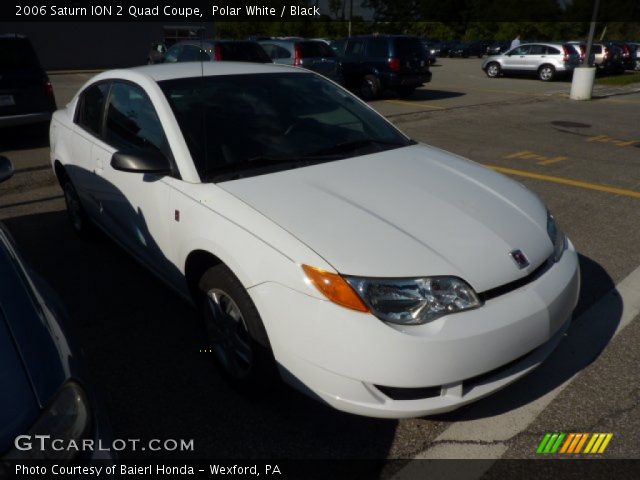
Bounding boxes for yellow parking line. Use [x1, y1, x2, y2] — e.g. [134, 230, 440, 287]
[487, 165, 640, 199]
[384, 99, 445, 110]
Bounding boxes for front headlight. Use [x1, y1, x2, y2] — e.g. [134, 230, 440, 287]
[5, 381, 91, 461]
[345, 276, 480, 325]
[547, 211, 567, 262]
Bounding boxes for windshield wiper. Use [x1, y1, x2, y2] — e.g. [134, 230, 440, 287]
[207, 155, 334, 181]
[310, 139, 409, 157]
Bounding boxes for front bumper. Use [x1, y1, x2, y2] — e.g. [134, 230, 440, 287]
[249, 242, 580, 418]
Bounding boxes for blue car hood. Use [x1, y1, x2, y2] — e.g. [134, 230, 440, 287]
[0, 229, 71, 454]
[0, 315, 39, 454]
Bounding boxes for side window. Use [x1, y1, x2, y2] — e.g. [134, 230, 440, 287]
[104, 82, 170, 159]
[261, 43, 277, 59]
[545, 46, 561, 55]
[164, 45, 182, 63]
[367, 38, 388, 58]
[276, 46, 291, 59]
[511, 45, 531, 55]
[528, 45, 545, 55]
[345, 39, 365, 56]
[75, 83, 109, 136]
[177, 44, 210, 62]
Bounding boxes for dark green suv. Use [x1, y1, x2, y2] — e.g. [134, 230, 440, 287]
[337, 35, 432, 99]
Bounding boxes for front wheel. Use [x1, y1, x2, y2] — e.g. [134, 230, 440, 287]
[485, 62, 501, 78]
[198, 264, 278, 393]
[538, 64, 556, 81]
[360, 74, 381, 100]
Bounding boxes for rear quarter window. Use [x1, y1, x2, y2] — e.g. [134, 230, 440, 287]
[394, 37, 424, 58]
[75, 83, 110, 135]
[298, 41, 335, 58]
[220, 42, 271, 63]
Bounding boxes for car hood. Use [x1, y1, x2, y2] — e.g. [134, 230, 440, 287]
[219, 144, 553, 293]
[0, 316, 39, 454]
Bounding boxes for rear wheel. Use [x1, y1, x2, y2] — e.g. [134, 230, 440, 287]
[61, 175, 94, 238]
[360, 74, 381, 100]
[485, 62, 501, 78]
[538, 64, 556, 81]
[198, 264, 278, 393]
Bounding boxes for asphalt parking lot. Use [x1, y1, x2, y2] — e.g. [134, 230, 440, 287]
[1, 58, 639, 467]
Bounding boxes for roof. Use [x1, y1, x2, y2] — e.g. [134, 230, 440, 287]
[127, 61, 303, 82]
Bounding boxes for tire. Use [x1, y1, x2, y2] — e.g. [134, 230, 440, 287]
[360, 74, 381, 100]
[538, 64, 556, 81]
[396, 86, 416, 97]
[198, 264, 278, 393]
[485, 62, 501, 78]
[61, 175, 95, 239]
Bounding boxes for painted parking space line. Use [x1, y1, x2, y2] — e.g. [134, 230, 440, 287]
[487, 165, 640, 199]
[393, 264, 640, 474]
[383, 99, 445, 110]
[504, 151, 570, 166]
[587, 134, 639, 148]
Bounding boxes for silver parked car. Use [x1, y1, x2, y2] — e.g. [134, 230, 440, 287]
[259, 39, 342, 83]
[482, 43, 580, 81]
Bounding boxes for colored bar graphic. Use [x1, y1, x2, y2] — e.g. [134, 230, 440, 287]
[574, 433, 589, 453]
[560, 433, 575, 453]
[537, 433, 613, 454]
[584, 433, 599, 453]
[550, 433, 566, 453]
[537, 433, 552, 454]
[598, 434, 613, 454]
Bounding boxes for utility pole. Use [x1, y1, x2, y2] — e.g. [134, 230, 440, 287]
[570, 0, 600, 100]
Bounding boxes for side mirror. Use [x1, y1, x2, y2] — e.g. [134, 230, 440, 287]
[111, 151, 172, 175]
[0, 156, 14, 183]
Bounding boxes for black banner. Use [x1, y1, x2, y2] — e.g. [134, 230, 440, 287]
[1, 459, 640, 480]
[2, 0, 640, 22]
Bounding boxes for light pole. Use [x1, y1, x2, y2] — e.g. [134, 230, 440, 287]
[570, 0, 600, 100]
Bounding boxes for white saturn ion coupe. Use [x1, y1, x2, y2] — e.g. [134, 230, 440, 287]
[50, 62, 580, 418]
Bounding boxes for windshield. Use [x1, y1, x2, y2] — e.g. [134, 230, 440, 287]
[160, 72, 412, 182]
[0, 38, 41, 72]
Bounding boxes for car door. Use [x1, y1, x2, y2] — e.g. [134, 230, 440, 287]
[502, 45, 531, 71]
[90, 81, 179, 281]
[523, 44, 546, 70]
[68, 82, 111, 219]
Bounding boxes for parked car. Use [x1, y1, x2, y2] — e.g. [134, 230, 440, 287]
[604, 41, 637, 70]
[0, 157, 113, 461]
[448, 40, 490, 58]
[161, 39, 271, 64]
[631, 42, 640, 70]
[50, 62, 579, 418]
[0, 34, 56, 127]
[486, 40, 511, 56]
[482, 43, 580, 81]
[420, 41, 438, 65]
[572, 42, 624, 73]
[259, 39, 342, 83]
[147, 42, 167, 64]
[340, 35, 432, 99]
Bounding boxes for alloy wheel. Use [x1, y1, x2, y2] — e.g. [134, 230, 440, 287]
[204, 288, 253, 379]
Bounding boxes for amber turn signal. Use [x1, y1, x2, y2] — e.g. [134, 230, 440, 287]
[302, 265, 370, 313]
